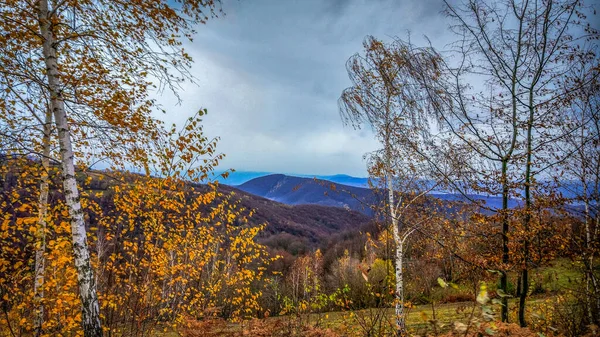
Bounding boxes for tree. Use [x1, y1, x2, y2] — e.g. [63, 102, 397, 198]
[339, 35, 442, 334]
[0, 63, 55, 336]
[33, 108, 53, 336]
[92, 112, 273, 332]
[371, 0, 600, 326]
[439, 0, 599, 325]
[0, 111, 275, 336]
[1, 1, 222, 334]
[560, 56, 600, 324]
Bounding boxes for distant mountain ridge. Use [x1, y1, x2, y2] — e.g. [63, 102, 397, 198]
[222, 172, 593, 216]
[313, 174, 370, 187]
[216, 171, 593, 201]
[236, 174, 379, 215]
[212, 171, 274, 186]
[214, 170, 370, 187]
[234, 174, 535, 215]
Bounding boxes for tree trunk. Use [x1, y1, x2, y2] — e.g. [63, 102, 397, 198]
[33, 109, 52, 336]
[584, 194, 594, 323]
[395, 236, 405, 335]
[500, 159, 509, 322]
[596, 212, 600, 321]
[518, 267, 529, 326]
[386, 156, 405, 335]
[519, 92, 535, 328]
[37, 1, 103, 335]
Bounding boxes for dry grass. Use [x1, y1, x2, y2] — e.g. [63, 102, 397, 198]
[158, 259, 586, 336]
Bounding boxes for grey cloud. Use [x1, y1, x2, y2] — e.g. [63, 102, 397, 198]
[155, 0, 453, 176]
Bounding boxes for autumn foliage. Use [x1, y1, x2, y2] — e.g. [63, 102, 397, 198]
[0, 0, 598, 336]
[0, 112, 276, 336]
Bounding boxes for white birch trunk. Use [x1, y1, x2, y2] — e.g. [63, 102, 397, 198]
[33, 109, 52, 336]
[386, 159, 405, 335]
[37, 1, 103, 335]
[395, 234, 405, 334]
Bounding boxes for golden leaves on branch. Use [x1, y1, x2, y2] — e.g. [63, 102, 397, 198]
[0, 110, 273, 335]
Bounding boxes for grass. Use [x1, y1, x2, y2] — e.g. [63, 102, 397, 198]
[153, 298, 566, 336]
[294, 298, 550, 336]
[153, 300, 541, 336]
[533, 258, 583, 293]
[154, 258, 586, 336]
[300, 301, 479, 335]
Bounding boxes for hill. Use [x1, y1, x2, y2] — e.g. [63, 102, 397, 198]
[236, 174, 380, 215]
[79, 170, 374, 257]
[235, 174, 542, 215]
[216, 184, 373, 255]
[0, 160, 373, 269]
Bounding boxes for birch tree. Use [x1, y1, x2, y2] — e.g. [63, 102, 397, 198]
[339, 36, 442, 334]
[37, 2, 103, 333]
[0, 62, 55, 335]
[33, 109, 53, 337]
[2, 0, 222, 335]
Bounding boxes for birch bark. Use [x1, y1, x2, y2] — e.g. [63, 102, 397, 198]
[38, 1, 103, 335]
[33, 109, 52, 336]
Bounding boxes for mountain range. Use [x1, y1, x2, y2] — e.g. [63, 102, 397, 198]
[235, 174, 380, 216]
[215, 184, 372, 256]
[213, 170, 370, 187]
[221, 172, 595, 215]
[216, 171, 592, 200]
[231, 173, 526, 215]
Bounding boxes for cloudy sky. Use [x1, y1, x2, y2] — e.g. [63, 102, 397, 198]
[156, 0, 455, 177]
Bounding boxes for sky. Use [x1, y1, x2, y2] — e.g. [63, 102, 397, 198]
[154, 0, 457, 177]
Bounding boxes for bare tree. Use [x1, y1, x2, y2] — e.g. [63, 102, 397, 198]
[339, 35, 442, 334]
[560, 56, 600, 324]
[402, 0, 599, 325]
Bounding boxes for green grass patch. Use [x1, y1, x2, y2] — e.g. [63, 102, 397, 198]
[153, 259, 585, 336]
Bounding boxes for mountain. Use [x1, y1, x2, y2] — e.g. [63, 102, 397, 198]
[429, 192, 522, 211]
[235, 174, 537, 216]
[216, 184, 372, 256]
[236, 174, 380, 216]
[213, 170, 371, 187]
[82, 169, 374, 257]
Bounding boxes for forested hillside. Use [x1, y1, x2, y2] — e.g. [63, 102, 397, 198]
[237, 174, 379, 215]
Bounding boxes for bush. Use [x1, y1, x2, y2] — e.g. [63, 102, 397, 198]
[529, 292, 587, 337]
[439, 293, 476, 304]
[440, 322, 548, 337]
